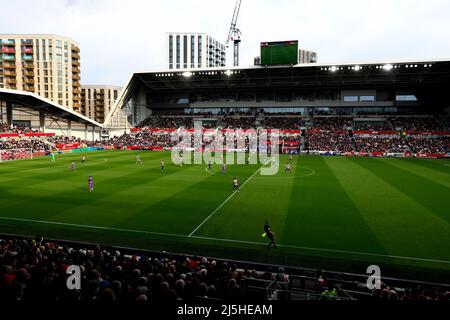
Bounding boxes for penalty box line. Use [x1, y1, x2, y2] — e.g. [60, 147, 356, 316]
[188, 164, 264, 237]
[0, 216, 449, 265]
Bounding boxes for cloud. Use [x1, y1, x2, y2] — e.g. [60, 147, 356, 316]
[1, 0, 449, 86]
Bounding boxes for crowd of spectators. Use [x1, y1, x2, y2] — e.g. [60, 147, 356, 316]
[0, 139, 48, 151]
[353, 121, 392, 131]
[306, 132, 354, 152]
[107, 132, 175, 149]
[354, 137, 408, 153]
[309, 117, 352, 131]
[0, 123, 38, 134]
[392, 117, 450, 132]
[2, 116, 450, 154]
[406, 137, 450, 154]
[0, 236, 289, 303]
[137, 117, 193, 129]
[263, 117, 302, 130]
[1, 236, 448, 303]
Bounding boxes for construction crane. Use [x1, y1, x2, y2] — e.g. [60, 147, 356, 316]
[226, 0, 242, 67]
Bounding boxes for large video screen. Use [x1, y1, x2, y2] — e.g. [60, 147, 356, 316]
[260, 40, 298, 65]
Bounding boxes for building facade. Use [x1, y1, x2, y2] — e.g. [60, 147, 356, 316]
[298, 49, 317, 64]
[81, 85, 121, 123]
[0, 34, 81, 112]
[105, 59, 447, 130]
[166, 33, 226, 70]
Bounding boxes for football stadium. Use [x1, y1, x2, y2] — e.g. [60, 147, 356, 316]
[1, 57, 450, 303]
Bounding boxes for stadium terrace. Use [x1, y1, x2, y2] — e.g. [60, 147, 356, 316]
[105, 58, 450, 130]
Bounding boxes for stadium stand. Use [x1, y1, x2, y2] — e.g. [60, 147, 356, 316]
[1, 235, 449, 302]
[1, 116, 450, 155]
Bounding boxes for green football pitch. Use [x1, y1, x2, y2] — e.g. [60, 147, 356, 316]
[0, 150, 449, 280]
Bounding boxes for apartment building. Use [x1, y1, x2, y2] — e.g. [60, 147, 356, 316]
[0, 34, 81, 112]
[81, 85, 121, 123]
[166, 33, 226, 70]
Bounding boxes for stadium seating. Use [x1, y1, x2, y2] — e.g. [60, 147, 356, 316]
[1, 235, 448, 302]
[1, 116, 450, 155]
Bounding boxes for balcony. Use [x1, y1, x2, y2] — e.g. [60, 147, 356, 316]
[1, 47, 15, 53]
[3, 62, 16, 69]
[72, 60, 80, 66]
[96, 100, 105, 106]
[72, 67, 80, 73]
[6, 84, 17, 90]
[72, 74, 80, 80]
[23, 62, 34, 69]
[2, 54, 15, 60]
[23, 85, 35, 92]
[23, 70, 34, 76]
[3, 70, 16, 76]
[73, 95, 81, 101]
[22, 47, 33, 53]
[72, 52, 80, 59]
[73, 88, 81, 94]
[21, 39, 33, 45]
[1, 39, 15, 46]
[71, 45, 80, 53]
[6, 78, 17, 84]
[22, 55, 33, 61]
[23, 78, 35, 84]
[73, 103, 81, 111]
[72, 81, 80, 87]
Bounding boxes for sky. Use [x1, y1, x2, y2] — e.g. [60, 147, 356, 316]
[1, 0, 450, 87]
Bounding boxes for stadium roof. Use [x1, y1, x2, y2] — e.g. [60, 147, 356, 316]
[105, 58, 450, 124]
[0, 88, 102, 127]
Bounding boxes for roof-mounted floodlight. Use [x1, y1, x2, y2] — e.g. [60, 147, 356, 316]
[182, 71, 193, 78]
[383, 64, 393, 71]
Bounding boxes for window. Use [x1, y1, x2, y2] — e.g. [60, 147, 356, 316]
[396, 95, 417, 101]
[191, 35, 195, 67]
[183, 35, 187, 66]
[344, 96, 358, 102]
[198, 35, 202, 65]
[360, 95, 375, 102]
[176, 35, 180, 64]
[169, 35, 173, 64]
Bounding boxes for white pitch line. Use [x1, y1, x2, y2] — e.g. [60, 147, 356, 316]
[189, 235, 450, 265]
[0, 215, 449, 265]
[188, 165, 264, 237]
[0, 216, 185, 239]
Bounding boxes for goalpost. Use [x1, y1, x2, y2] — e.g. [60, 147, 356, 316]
[0, 148, 34, 163]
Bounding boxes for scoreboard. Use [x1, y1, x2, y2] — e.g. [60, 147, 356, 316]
[260, 40, 298, 66]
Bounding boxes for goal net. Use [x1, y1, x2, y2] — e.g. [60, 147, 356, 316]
[0, 148, 34, 162]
